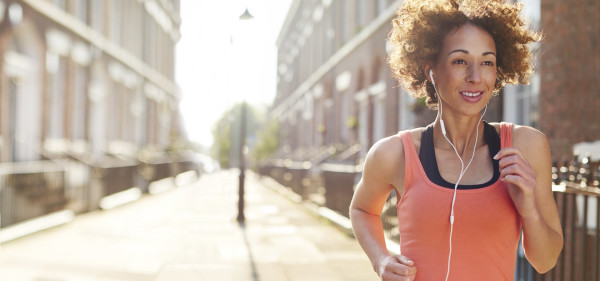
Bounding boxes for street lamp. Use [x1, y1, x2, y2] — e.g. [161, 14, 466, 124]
[237, 7, 253, 225]
[239, 8, 253, 20]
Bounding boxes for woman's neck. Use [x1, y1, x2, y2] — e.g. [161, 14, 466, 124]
[433, 113, 485, 156]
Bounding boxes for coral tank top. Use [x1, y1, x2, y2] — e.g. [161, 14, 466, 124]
[396, 122, 521, 281]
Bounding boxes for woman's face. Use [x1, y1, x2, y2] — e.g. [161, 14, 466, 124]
[430, 23, 497, 116]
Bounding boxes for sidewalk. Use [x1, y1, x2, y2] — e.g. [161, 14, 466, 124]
[0, 170, 377, 281]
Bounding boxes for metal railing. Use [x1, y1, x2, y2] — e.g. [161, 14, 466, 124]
[515, 156, 600, 281]
[0, 161, 67, 228]
[259, 143, 361, 214]
[0, 157, 200, 230]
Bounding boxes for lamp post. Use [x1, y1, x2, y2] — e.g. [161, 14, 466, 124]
[237, 7, 253, 225]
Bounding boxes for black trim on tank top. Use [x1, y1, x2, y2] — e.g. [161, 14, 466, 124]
[418, 121, 500, 189]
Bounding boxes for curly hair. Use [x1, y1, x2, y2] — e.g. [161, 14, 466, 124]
[388, 0, 542, 108]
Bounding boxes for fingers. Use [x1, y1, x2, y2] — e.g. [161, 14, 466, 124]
[388, 255, 417, 276]
[495, 148, 536, 197]
[495, 148, 534, 178]
[495, 148, 529, 169]
[494, 147, 524, 161]
[393, 255, 417, 276]
[381, 271, 417, 281]
[499, 162, 530, 180]
[500, 174, 526, 187]
[396, 255, 414, 267]
[379, 255, 417, 280]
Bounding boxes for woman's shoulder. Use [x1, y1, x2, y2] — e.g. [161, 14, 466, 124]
[488, 122, 548, 143]
[362, 127, 424, 184]
[489, 122, 550, 155]
[366, 127, 423, 165]
[511, 124, 550, 152]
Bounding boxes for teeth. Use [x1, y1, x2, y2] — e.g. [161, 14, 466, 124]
[461, 92, 482, 97]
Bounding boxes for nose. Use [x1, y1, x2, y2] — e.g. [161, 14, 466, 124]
[466, 64, 481, 84]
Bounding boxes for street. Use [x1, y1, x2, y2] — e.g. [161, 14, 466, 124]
[0, 170, 376, 281]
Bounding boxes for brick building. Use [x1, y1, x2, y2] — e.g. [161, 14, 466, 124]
[538, 0, 600, 161]
[0, 0, 196, 229]
[272, 0, 399, 164]
[0, 0, 182, 163]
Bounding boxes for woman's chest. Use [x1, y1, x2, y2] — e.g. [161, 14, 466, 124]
[435, 145, 495, 185]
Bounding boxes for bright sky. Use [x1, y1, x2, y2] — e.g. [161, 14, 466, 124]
[176, 0, 292, 148]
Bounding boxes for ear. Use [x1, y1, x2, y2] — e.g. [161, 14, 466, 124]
[423, 64, 434, 84]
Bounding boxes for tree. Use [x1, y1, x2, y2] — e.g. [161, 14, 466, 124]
[250, 118, 279, 169]
[211, 112, 233, 169]
[211, 102, 269, 169]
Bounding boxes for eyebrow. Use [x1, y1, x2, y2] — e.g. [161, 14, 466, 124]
[448, 49, 496, 57]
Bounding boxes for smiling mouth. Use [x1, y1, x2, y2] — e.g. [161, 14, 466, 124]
[460, 91, 482, 97]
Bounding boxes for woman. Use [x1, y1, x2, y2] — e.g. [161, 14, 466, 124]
[349, 0, 563, 280]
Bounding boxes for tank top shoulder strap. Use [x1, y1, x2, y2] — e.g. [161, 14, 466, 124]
[500, 122, 514, 149]
[398, 130, 420, 187]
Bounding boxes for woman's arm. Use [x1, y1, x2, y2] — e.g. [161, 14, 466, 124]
[349, 135, 417, 279]
[495, 126, 563, 273]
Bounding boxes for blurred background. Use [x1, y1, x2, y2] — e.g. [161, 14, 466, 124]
[0, 0, 597, 280]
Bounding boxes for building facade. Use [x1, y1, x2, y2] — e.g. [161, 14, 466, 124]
[269, 0, 402, 212]
[0, 0, 195, 229]
[0, 0, 182, 163]
[273, 0, 406, 166]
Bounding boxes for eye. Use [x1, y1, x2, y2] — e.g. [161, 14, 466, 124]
[452, 59, 466, 65]
[483, 61, 495, 66]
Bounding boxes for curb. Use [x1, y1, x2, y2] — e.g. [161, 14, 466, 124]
[256, 173, 400, 254]
[0, 210, 74, 244]
[255, 174, 354, 234]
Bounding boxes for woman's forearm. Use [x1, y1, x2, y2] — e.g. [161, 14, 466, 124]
[350, 207, 392, 273]
[522, 212, 563, 273]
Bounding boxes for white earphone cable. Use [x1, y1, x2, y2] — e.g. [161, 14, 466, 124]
[432, 72, 487, 281]
[442, 102, 486, 281]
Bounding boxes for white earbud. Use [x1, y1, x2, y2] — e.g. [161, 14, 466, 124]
[430, 69, 447, 136]
[440, 119, 447, 136]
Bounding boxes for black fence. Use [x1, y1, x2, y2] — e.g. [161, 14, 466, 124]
[0, 161, 67, 228]
[259, 161, 360, 215]
[515, 156, 600, 281]
[0, 157, 200, 229]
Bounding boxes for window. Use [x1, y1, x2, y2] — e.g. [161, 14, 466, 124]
[73, 0, 88, 23]
[356, 0, 366, 29]
[373, 95, 385, 142]
[71, 64, 87, 140]
[377, 0, 387, 15]
[337, 1, 346, 47]
[110, 0, 123, 45]
[53, 0, 67, 10]
[340, 92, 349, 142]
[398, 89, 416, 131]
[503, 73, 540, 127]
[89, 0, 104, 34]
[518, 75, 540, 127]
[48, 55, 67, 139]
[502, 0, 540, 127]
